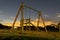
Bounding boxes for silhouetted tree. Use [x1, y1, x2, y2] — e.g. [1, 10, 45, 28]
[38, 27, 45, 31]
[46, 25, 59, 32]
[58, 22, 60, 32]
[0, 23, 11, 29]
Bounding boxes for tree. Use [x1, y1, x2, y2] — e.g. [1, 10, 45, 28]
[58, 22, 60, 32]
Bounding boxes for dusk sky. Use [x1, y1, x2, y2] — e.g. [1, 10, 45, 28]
[0, 0, 60, 25]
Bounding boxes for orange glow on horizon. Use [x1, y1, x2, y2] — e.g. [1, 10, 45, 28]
[3, 20, 57, 27]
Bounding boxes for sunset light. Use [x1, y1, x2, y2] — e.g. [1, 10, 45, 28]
[0, 0, 60, 40]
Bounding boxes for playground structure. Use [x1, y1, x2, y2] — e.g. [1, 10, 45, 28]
[0, 2, 60, 40]
[10, 2, 48, 32]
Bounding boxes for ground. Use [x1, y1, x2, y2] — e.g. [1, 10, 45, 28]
[0, 29, 60, 40]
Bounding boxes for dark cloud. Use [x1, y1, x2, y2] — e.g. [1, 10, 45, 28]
[0, 0, 60, 23]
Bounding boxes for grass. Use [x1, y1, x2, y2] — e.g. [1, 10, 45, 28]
[0, 36, 55, 40]
[0, 29, 60, 40]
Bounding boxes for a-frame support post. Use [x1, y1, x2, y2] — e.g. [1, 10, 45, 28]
[10, 2, 24, 32]
[20, 2, 24, 33]
[40, 11, 47, 32]
[37, 11, 41, 31]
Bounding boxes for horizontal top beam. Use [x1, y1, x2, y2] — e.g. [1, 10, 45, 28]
[24, 5, 40, 12]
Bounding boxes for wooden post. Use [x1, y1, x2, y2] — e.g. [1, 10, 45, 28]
[20, 2, 24, 34]
[10, 2, 23, 32]
[40, 11, 47, 32]
[37, 11, 40, 31]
